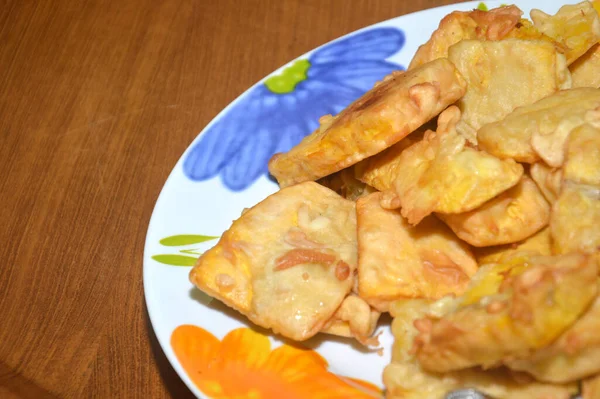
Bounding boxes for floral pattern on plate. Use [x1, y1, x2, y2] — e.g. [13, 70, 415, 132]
[171, 325, 382, 399]
[152, 234, 218, 266]
[182, 27, 405, 191]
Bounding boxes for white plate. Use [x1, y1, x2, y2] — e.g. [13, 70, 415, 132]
[143, 1, 566, 397]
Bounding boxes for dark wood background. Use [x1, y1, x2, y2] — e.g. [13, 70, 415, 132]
[0, 0, 464, 397]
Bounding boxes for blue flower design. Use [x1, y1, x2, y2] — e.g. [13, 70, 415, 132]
[183, 27, 406, 191]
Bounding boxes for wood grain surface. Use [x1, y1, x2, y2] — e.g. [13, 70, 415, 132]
[0, 0, 464, 397]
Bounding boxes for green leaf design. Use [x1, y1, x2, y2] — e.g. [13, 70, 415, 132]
[159, 234, 218, 246]
[152, 254, 198, 266]
[477, 2, 488, 11]
[265, 59, 311, 94]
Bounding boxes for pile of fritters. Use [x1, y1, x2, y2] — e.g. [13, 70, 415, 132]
[189, 1, 600, 398]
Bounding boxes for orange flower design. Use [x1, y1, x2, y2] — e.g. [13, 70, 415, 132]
[171, 325, 382, 399]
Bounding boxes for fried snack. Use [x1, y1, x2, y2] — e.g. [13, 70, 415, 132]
[438, 176, 550, 247]
[571, 44, 600, 88]
[473, 227, 552, 265]
[506, 284, 600, 383]
[413, 252, 598, 373]
[504, 18, 565, 47]
[551, 182, 600, 255]
[384, 298, 455, 399]
[564, 122, 600, 186]
[356, 192, 477, 312]
[378, 106, 523, 225]
[477, 88, 600, 166]
[549, 120, 600, 255]
[354, 132, 423, 192]
[408, 5, 522, 70]
[548, 122, 600, 255]
[268, 58, 467, 187]
[383, 298, 577, 399]
[583, 373, 600, 399]
[320, 295, 381, 345]
[448, 38, 570, 144]
[531, 1, 600, 65]
[530, 162, 563, 203]
[532, 92, 600, 168]
[317, 167, 376, 201]
[189, 182, 357, 341]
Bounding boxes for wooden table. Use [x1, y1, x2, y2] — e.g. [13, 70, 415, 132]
[0, 0, 464, 397]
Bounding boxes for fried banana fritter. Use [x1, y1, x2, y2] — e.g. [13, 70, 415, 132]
[448, 39, 571, 145]
[530, 162, 563, 203]
[551, 182, 600, 255]
[473, 227, 552, 265]
[504, 18, 565, 47]
[354, 132, 424, 192]
[268, 58, 466, 187]
[531, 1, 600, 65]
[408, 5, 522, 70]
[413, 253, 598, 373]
[507, 284, 600, 383]
[571, 44, 600, 88]
[477, 88, 600, 166]
[356, 192, 477, 312]
[531, 91, 600, 168]
[378, 106, 523, 225]
[438, 176, 550, 247]
[320, 294, 381, 345]
[189, 182, 357, 341]
[549, 120, 600, 255]
[383, 298, 577, 399]
[563, 122, 600, 186]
